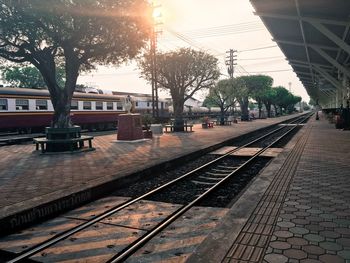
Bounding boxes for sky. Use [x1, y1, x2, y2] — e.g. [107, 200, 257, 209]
[77, 0, 310, 102]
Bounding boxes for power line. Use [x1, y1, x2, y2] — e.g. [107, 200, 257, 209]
[165, 27, 223, 56]
[240, 58, 286, 67]
[238, 45, 278, 53]
[245, 69, 292, 73]
[238, 56, 284, 61]
[160, 22, 264, 41]
[182, 21, 262, 34]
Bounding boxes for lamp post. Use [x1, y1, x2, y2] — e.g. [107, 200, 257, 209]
[151, 3, 162, 119]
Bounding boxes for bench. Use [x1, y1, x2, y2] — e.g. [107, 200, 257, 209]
[164, 123, 193, 132]
[202, 121, 214, 128]
[215, 120, 232, 125]
[164, 124, 174, 133]
[34, 135, 93, 153]
[184, 124, 193, 132]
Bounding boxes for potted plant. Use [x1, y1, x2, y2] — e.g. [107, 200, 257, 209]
[141, 114, 154, 138]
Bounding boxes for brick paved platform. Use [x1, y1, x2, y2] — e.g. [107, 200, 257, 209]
[0, 115, 300, 230]
[188, 112, 350, 263]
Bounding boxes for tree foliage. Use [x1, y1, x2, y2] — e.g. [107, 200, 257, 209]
[240, 75, 273, 118]
[139, 47, 220, 130]
[0, 0, 152, 128]
[273, 86, 301, 115]
[0, 65, 65, 88]
[204, 79, 237, 124]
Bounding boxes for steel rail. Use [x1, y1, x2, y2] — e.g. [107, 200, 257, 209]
[108, 114, 311, 263]
[7, 113, 311, 263]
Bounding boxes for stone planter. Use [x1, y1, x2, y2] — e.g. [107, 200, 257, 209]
[45, 126, 82, 152]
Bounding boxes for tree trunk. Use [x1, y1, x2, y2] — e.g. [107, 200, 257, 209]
[51, 92, 73, 128]
[258, 102, 262, 119]
[265, 102, 271, 118]
[273, 104, 278, 117]
[220, 107, 225, 125]
[173, 100, 184, 132]
[239, 97, 249, 121]
[36, 51, 79, 128]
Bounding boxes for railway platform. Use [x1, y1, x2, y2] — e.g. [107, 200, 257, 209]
[0, 114, 302, 229]
[1, 112, 349, 263]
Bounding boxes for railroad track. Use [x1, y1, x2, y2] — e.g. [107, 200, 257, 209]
[2, 113, 312, 263]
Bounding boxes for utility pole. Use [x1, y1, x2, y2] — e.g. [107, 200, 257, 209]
[151, 3, 162, 119]
[225, 49, 237, 79]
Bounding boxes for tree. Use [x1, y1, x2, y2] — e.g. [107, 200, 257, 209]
[1, 65, 65, 88]
[139, 48, 220, 131]
[233, 76, 250, 121]
[286, 94, 302, 113]
[273, 86, 301, 115]
[240, 75, 273, 118]
[0, 0, 151, 128]
[274, 86, 290, 115]
[261, 86, 275, 117]
[204, 79, 236, 125]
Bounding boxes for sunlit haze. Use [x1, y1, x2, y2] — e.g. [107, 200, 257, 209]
[78, 0, 310, 102]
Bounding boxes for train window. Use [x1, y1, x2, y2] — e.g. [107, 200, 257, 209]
[36, 100, 48, 110]
[0, 99, 7, 110]
[96, 101, 103, 110]
[83, 101, 92, 110]
[106, 102, 113, 110]
[116, 102, 123, 110]
[16, 99, 29, 110]
[71, 100, 78, 110]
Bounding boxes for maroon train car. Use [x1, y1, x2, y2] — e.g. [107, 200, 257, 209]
[0, 87, 126, 133]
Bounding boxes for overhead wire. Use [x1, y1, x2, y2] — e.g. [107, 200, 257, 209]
[238, 56, 284, 61]
[238, 45, 278, 53]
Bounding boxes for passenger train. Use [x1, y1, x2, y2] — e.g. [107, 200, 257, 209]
[0, 87, 171, 133]
[0, 87, 221, 133]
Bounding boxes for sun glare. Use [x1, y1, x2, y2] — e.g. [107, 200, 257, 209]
[152, 8, 161, 19]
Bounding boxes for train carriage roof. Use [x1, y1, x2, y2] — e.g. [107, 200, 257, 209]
[0, 87, 124, 100]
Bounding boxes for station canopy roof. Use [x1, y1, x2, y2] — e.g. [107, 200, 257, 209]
[250, 0, 350, 103]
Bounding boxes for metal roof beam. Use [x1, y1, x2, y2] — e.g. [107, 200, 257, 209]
[289, 59, 334, 69]
[273, 39, 339, 51]
[294, 71, 313, 76]
[295, 0, 315, 84]
[254, 12, 350, 27]
[312, 65, 343, 90]
[308, 21, 350, 56]
[311, 46, 350, 78]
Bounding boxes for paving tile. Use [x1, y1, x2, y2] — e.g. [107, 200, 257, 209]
[337, 238, 350, 247]
[291, 226, 310, 235]
[302, 245, 325, 255]
[287, 237, 309, 246]
[270, 241, 291, 250]
[319, 241, 343, 251]
[283, 248, 307, 260]
[319, 254, 345, 263]
[264, 253, 288, 263]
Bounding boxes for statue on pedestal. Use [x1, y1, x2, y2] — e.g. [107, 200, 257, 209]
[124, 95, 132, 114]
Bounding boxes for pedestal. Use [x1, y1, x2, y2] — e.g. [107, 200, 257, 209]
[117, 114, 144, 140]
